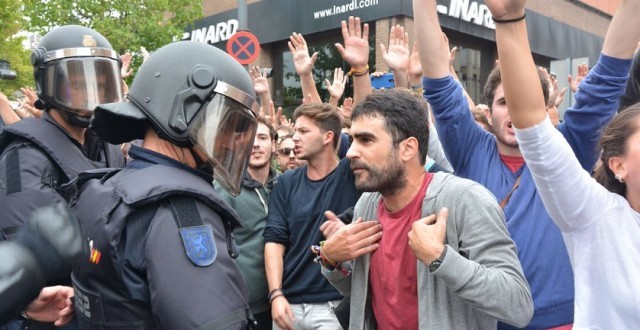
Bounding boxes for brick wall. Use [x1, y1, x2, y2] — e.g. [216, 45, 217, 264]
[526, 0, 612, 38]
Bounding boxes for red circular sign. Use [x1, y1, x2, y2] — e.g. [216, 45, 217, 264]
[226, 31, 261, 65]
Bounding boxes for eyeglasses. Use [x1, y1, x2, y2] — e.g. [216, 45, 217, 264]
[278, 147, 294, 156]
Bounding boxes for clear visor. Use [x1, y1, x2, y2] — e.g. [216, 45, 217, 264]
[44, 57, 123, 115]
[188, 94, 257, 196]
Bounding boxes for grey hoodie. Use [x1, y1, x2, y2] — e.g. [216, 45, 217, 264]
[324, 172, 533, 329]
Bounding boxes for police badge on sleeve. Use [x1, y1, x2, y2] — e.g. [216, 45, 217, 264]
[179, 225, 217, 266]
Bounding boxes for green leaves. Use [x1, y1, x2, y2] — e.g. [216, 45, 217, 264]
[24, 0, 203, 55]
[0, 0, 203, 95]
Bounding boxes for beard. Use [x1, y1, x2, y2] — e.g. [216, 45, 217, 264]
[492, 125, 519, 149]
[351, 156, 407, 196]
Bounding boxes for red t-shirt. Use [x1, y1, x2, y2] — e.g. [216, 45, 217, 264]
[500, 154, 525, 173]
[369, 172, 433, 329]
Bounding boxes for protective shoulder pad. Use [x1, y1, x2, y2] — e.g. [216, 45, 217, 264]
[113, 165, 242, 229]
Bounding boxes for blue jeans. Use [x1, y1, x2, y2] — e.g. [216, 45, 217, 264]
[273, 300, 342, 330]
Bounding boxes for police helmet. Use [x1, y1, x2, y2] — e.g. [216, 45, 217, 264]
[92, 41, 259, 195]
[31, 25, 123, 127]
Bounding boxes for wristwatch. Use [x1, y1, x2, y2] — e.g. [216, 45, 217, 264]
[428, 245, 447, 273]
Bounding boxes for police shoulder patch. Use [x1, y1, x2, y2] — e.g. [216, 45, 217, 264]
[180, 225, 217, 266]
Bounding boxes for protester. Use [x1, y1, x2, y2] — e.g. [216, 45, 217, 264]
[276, 134, 305, 173]
[215, 116, 280, 330]
[415, 0, 638, 327]
[488, 0, 640, 327]
[264, 103, 360, 330]
[321, 88, 532, 329]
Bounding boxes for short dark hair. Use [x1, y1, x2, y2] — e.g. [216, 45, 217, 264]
[483, 66, 550, 111]
[351, 89, 429, 165]
[256, 116, 278, 141]
[293, 103, 343, 150]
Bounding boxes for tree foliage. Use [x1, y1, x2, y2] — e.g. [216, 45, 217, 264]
[0, 0, 33, 96]
[0, 0, 203, 96]
[24, 0, 203, 54]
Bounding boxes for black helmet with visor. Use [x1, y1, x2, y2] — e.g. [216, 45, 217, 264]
[91, 41, 259, 195]
[31, 25, 123, 127]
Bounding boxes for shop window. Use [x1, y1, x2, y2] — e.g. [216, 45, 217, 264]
[451, 46, 482, 105]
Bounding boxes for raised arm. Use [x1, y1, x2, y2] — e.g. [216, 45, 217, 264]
[486, 0, 546, 129]
[250, 66, 273, 110]
[335, 16, 371, 105]
[288, 32, 322, 104]
[601, 0, 640, 60]
[0, 92, 20, 125]
[413, 0, 450, 79]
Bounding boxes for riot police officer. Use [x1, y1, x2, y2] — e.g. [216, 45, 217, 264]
[0, 25, 126, 330]
[0, 25, 125, 239]
[71, 41, 259, 329]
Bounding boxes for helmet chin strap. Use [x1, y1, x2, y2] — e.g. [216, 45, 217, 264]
[64, 112, 92, 128]
[45, 102, 92, 128]
[189, 147, 214, 176]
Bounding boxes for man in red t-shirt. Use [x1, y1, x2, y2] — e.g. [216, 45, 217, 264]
[321, 88, 533, 329]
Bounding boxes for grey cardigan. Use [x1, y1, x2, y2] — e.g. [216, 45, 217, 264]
[324, 173, 533, 329]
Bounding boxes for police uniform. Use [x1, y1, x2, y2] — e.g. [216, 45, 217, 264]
[0, 24, 125, 330]
[0, 113, 124, 240]
[68, 41, 261, 329]
[71, 146, 251, 329]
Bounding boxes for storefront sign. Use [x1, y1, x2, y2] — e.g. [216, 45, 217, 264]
[437, 0, 495, 29]
[183, 19, 238, 44]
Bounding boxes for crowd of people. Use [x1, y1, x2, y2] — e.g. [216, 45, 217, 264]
[0, 0, 639, 329]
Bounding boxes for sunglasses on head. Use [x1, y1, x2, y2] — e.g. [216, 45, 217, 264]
[278, 147, 294, 156]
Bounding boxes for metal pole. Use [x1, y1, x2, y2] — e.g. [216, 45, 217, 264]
[238, 0, 248, 30]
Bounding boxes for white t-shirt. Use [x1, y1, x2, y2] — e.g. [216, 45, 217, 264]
[515, 117, 640, 329]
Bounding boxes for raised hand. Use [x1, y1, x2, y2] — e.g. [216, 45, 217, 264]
[325, 68, 348, 106]
[265, 100, 283, 127]
[568, 63, 588, 93]
[381, 24, 410, 72]
[21, 87, 37, 107]
[485, 0, 526, 21]
[408, 42, 423, 84]
[120, 53, 133, 79]
[288, 32, 318, 76]
[140, 46, 150, 63]
[339, 97, 354, 120]
[250, 66, 271, 95]
[335, 16, 370, 69]
[19, 87, 43, 118]
[280, 114, 294, 128]
[408, 208, 448, 265]
[443, 33, 458, 68]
